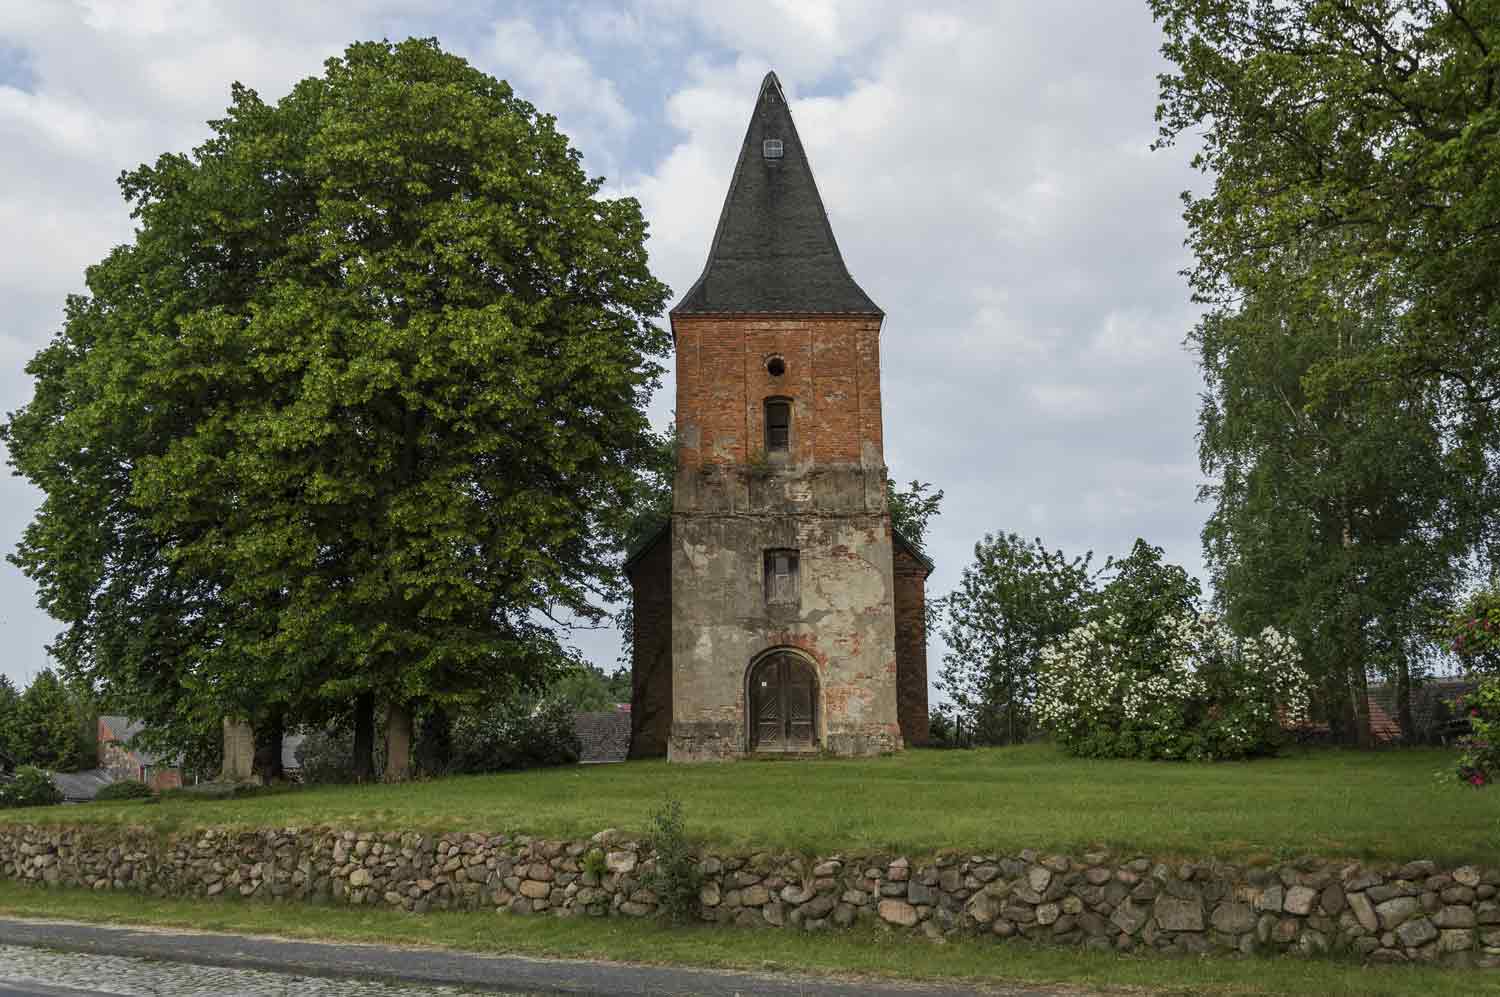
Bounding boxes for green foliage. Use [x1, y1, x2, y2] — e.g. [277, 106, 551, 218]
[1195, 271, 1490, 744]
[1, 38, 671, 759]
[923, 706, 973, 749]
[1452, 679, 1500, 788]
[1447, 589, 1500, 675]
[448, 698, 581, 774]
[581, 847, 608, 880]
[1035, 542, 1312, 762]
[295, 729, 370, 785]
[16, 669, 94, 772]
[547, 663, 631, 713]
[0, 677, 21, 764]
[642, 796, 699, 924]
[886, 479, 943, 551]
[94, 780, 155, 802]
[1151, 1, 1500, 446]
[938, 533, 1095, 745]
[0, 766, 63, 809]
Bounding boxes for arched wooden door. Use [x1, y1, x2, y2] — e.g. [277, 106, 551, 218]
[750, 653, 817, 751]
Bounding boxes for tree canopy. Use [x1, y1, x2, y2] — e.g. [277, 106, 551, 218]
[1153, 1, 1500, 743]
[3, 38, 671, 780]
[1152, 1, 1500, 450]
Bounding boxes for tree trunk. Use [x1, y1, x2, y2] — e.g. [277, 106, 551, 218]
[1396, 649, 1415, 743]
[253, 706, 285, 784]
[384, 701, 413, 783]
[352, 692, 376, 783]
[1342, 516, 1374, 749]
[415, 703, 451, 777]
[219, 716, 256, 783]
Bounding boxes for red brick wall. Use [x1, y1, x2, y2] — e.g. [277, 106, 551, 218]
[893, 545, 930, 747]
[626, 531, 673, 758]
[673, 316, 884, 468]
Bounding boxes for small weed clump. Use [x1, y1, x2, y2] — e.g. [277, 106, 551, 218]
[642, 796, 700, 924]
[582, 847, 608, 880]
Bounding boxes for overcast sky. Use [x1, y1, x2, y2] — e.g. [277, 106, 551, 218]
[0, 1, 1208, 693]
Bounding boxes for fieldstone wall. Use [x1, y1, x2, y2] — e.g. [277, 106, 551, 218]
[2, 824, 1498, 968]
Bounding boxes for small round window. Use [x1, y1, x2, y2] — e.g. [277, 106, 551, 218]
[766, 355, 786, 377]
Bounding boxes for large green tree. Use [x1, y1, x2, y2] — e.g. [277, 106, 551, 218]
[938, 533, 1096, 745]
[1152, 1, 1500, 451]
[17, 669, 94, 772]
[3, 38, 671, 781]
[0, 676, 22, 764]
[1197, 280, 1490, 745]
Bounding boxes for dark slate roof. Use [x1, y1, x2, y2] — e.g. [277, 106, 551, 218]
[574, 708, 631, 764]
[623, 518, 670, 574]
[52, 768, 116, 802]
[672, 72, 880, 317]
[99, 715, 178, 767]
[892, 527, 935, 577]
[1367, 677, 1479, 740]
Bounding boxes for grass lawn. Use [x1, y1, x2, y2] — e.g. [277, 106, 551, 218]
[0, 881, 1495, 997]
[4, 744, 1496, 863]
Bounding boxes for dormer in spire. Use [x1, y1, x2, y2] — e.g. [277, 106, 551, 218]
[672, 72, 881, 317]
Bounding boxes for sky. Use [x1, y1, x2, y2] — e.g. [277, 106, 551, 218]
[0, 0, 1209, 694]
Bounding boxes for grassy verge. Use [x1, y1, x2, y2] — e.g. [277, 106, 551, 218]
[0, 881, 1494, 996]
[5, 745, 1496, 864]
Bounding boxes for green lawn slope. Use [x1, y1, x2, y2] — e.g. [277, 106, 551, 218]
[4, 744, 1495, 864]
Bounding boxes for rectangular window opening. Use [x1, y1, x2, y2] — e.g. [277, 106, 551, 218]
[765, 549, 799, 606]
[765, 399, 791, 453]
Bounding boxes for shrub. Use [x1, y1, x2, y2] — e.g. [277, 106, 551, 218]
[448, 698, 580, 774]
[1446, 588, 1500, 674]
[1036, 613, 1310, 761]
[295, 730, 358, 784]
[0, 766, 63, 809]
[641, 796, 700, 924]
[94, 780, 154, 802]
[1453, 680, 1500, 788]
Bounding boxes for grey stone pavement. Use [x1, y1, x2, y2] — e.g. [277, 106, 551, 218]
[0, 916, 1090, 997]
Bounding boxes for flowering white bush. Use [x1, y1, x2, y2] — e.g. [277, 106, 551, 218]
[1036, 610, 1311, 761]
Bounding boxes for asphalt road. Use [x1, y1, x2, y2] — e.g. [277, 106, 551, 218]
[0, 915, 1082, 997]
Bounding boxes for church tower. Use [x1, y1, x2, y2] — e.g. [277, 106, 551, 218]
[626, 72, 929, 762]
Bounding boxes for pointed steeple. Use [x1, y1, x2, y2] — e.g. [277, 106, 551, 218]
[672, 72, 881, 317]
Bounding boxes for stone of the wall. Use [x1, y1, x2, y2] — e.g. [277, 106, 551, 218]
[892, 542, 930, 747]
[3, 824, 1497, 969]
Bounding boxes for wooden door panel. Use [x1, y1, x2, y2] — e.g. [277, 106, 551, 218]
[750, 654, 816, 751]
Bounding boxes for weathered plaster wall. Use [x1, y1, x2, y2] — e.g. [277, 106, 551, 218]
[668, 479, 901, 761]
[4, 824, 1497, 968]
[668, 314, 900, 761]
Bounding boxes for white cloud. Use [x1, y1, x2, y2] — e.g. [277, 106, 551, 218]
[480, 18, 634, 137]
[0, 1, 1216, 694]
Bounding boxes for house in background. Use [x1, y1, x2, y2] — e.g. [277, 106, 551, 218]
[574, 705, 631, 764]
[97, 715, 183, 791]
